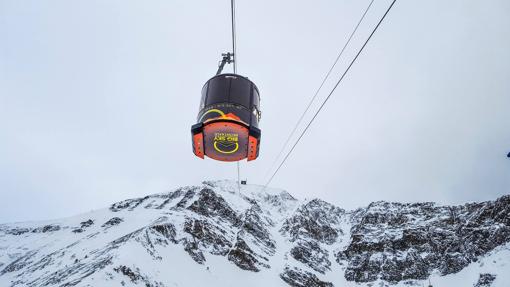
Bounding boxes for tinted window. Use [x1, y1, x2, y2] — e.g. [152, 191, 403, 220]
[200, 83, 208, 111]
[229, 77, 251, 108]
[252, 89, 260, 109]
[206, 76, 230, 105]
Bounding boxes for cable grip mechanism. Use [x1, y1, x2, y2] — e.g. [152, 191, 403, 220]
[216, 52, 235, 75]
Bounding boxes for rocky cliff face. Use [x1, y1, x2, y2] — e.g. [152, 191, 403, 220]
[0, 180, 509, 287]
[339, 197, 510, 283]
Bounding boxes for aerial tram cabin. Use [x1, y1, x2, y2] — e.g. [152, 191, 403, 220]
[191, 72, 261, 162]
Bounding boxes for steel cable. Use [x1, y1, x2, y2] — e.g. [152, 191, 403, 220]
[264, 0, 376, 179]
[263, 0, 397, 190]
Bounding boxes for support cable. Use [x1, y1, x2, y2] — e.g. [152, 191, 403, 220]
[231, 0, 240, 189]
[231, 0, 237, 73]
[237, 162, 241, 191]
[263, 0, 397, 190]
[264, 0, 376, 179]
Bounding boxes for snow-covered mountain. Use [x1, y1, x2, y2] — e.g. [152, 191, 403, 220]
[1, 180, 509, 287]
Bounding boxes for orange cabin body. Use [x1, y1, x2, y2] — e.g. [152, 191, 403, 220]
[191, 74, 261, 162]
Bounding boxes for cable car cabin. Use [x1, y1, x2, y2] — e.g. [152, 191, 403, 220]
[191, 73, 261, 162]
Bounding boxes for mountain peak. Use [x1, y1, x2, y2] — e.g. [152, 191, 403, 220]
[1, 183, 509, 287]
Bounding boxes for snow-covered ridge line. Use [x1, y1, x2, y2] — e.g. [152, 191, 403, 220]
[0, 180, 509, 287]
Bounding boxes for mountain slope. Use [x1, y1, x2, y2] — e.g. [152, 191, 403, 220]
[0, 180, 509, 287]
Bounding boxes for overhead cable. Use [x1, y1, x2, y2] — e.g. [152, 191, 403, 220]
[263, 0, 397, 190]
[264, 0, 376, 179]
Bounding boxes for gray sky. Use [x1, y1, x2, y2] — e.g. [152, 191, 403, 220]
[1, 0, 509, 223]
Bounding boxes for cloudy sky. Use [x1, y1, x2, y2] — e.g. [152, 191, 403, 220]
[1, 0, 509, 223]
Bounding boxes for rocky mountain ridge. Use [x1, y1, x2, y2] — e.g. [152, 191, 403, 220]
[0, 180, 509, 287]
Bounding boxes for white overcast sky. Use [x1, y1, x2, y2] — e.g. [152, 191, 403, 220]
[1, 0, 509, 223]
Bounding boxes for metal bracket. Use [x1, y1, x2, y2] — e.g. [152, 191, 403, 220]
[216, 52, 235, 75]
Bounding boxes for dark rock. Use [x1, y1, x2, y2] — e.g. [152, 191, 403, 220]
[80, 219, 94, 228]
[110, 196, 150, 212]
[114, 265, 142, 282]
[344, 253, 380, 282]
[31, 224, 61, 233]
[150, 223, 176, 243]
[227, 238, 266, 272]
[175, 189, 197, 208]
[0, 251, 37, 275]
[72, 220, 94, 233]
[280, 266, 333, 287]
[113, 265, 164, 287]
[475, 273, 497, 287]
[183, 219, 232, 256]
[102, 217, 124, 228]
[281, 199, 344, 244]
[187, 188, 241, 226]
[290, 240, 330, 274]
[5, 227, 30, 235]
[241, 203, 276, 254]
[184, 241, 206, 264]
[155, 188, 186, 209]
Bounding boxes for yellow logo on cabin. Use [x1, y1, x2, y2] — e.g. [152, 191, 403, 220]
[213, 132, 239, 154]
